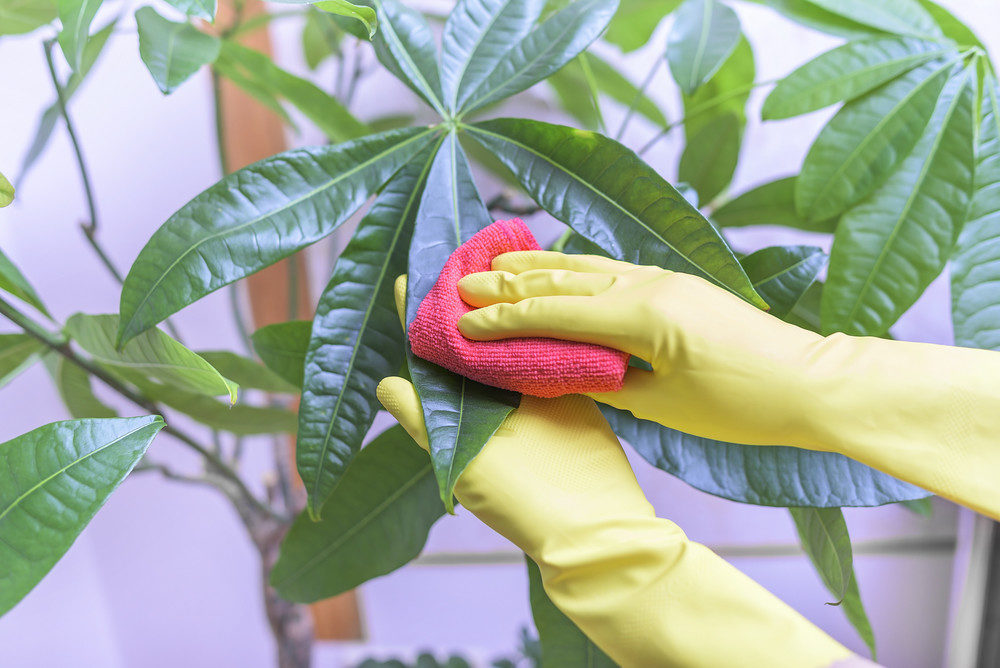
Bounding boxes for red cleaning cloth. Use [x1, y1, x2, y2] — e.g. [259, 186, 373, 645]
[408, 218, 629, 398]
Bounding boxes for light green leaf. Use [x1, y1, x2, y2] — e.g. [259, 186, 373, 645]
[0, 171, 13, 207]
[795, 57, 956, 221]
[547, 57, 603, 130]
[952, 77, 1000, 351]
[117, 126, 438, 345]
[740, 245, 826, 319]
[549, 52, 667, 130]
[914, 0, 985, 50]
[163, 0, 215, 21]
[0, 335, 45, 389]
[0, 248, 49, 316]
[49, 355, 117, 418]
[272, 425, 444, 601]
[212, 50, 297, 128]
[196, 351, 299, 394]
[800, 0, 941, 38]
[314, 0, 376, 37]
[712, 176, 837, 232]
[603, 0, 682, 53]
[823, 67, 976, 336]
[0, 416, 163, 616]
[744, 0, 884, 40]
[458, 0, 620, 116]
[406, 133, 519, 511]
[585, 52, 667, 127]
[466, 118, 767, 308]
[370, 0, 446, 116]
[135, 7, 221, 95]
[666, 0, 741, 95]
[526, 557, 617, 667]
[763, 37, 953, 120]
[0, 0, 56, 35]
[901, 496, 934, 515]
[298, 143, 438, 518]
[251, 320, 312, 388]
[66, 313, 238, 401]
[678, 112, 741, 204]
[56, 0, 103, 70]
[302, 8, 342, 70]
[133, 380, 297, 434]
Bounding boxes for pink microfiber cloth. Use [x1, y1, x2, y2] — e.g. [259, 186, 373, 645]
[408, 218, 629, 398]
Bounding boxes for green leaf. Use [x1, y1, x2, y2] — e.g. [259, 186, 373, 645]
[549, 52, 667, 130]
[135, 7, 221, 95]
[465, 118, 767, 308]
[458, 0, 620, 116]
[745, 0, 884, 40]
[952, 78, 1000, 351]
[117, 126, 438, 345]
[251, 320, 312, 388]
[302, 8, 342, 70]
[548, 57, 603, 130]
[0, 416, 163, 616]
[133, 381, 298, 434]
[217, 41, 368, 142]
[163, 0, 215, 21]
[314, 0, 377, 37]
[272, 425, 444, 601]
[603, 0, 682, 53]
[823, 67, 976, 336]
[440, 0, 545, 114]
[800, 0, 941, 38]
[56, 0, 102, 70]
[584, 52, 667, 127]
[795, 57, 956, 221]
[370, 0, 446, 116]
[789, 508, 876, 657]
[525, 557, 617, 667]
[762, 37, 953, 120]
[901, 496, 934, 515]
[678, 112, 741, 204]
[0, 171, 13, 207]
[739, 245, 826, 319]
[405, 133, 519, 511]
[48, 356, 117, 418]
[0, 0, 56, 35]
[196, 351, 299, 394]
[298, 143, 438, 518]
[712, 176, 837, 232]
[0, 248, 49, 316]
[0, 334, 45, 389]
[914, 0, 985, 50]
[66, 313, 238, 401]
[666, 0, 741, 95]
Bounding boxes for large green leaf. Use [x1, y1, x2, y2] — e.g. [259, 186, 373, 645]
[800, 0, 940, 38]
[762, 37, 953, 120]
[666, 0, 740, 95]
[66, 314, 237, 401]
[272, 425, 444, 601]
[602, 0, 681, 53]
[0, 334, 45, 389]
[117, 126, 438, 345]
[135, 7, 221, 95]
[458, 0, 620, 116]
[745, 0, 883, 40]
[48, 355, 117, 418]
[298, 144, 438, 518]
[251, 320, 312, 388]
[952, 78, 1000, 351]
[163, 0, 215, 20]
[132, 380, 297, 434]
[0, 248, 49, 316]
[712, 176, 837, 232]
[739, 245, 826, 318]
[790, 508, 876, 657]
[526, 557, 617, 667]
[0, 416, 163, 616]
[405, 133, 519, 511]
[823, 67, 976, 336]
[196, 351, 299, 394]
[55, 0, 102, 70]
[440, 0, 545, 114]
[370, 0, 446, 116]
[0, 0, 56, 35]
[465, 118, 766, 308]
[795, 57, 956, 221]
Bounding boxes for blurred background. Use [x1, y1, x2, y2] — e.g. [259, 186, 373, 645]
[1, 1, 996, 666]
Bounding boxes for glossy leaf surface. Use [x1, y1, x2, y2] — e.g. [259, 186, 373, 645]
[370, 0, 446, 115]
[251, 320, 312, 388]
[0, 248, 49, 316]
[739, 245, 826, 318]
[0, 0, 56, 35]
[136, 7, 221, 95]
[315, 0, 377, 37]
[666, 0, 740, 95]
[467, 118, 765, 308]
[823, 68, 976, 336]
[800, 0, 940, 38]
[299, 145, 437, 517]
[56, 0, 102, 70]
[712, 177, 836, 232]
[118, 126, 437, 344]
[196, 351, 299, 394]
[0, 416, 163, 616]
[272, 426, 444, 601]
[0, 334, 45, 389]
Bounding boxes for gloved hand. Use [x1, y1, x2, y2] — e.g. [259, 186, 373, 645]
[380, 277, 860, 668]
[456, 251, 1000, 521]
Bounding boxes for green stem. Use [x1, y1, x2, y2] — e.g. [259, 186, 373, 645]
[211, 67, 230, 176]
[287, 255, 300, 321]
[616, 57, 661, 140]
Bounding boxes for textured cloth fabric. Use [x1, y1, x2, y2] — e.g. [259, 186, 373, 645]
[408, 218, 628, 397]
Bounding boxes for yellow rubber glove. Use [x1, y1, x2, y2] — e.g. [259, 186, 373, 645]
[456, 251, 1000, 521]
[381, 277, 861, 667]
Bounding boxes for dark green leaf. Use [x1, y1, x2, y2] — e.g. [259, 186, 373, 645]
[133, 380, 298, 434]
[762, 37, 953, 120]
[55, 0, 102, 70]
[370, 0, 446, 115]
[0, 416, 163, 616]
[526, 557, 617, 667]
[302, 8, 342, 70]
[272, 425, 444, 601]
[740, 245, 826, 318]
[0, 334, 45, 389]
[952, 77, 1000, 351]
[163, 0, 215, 20]
[0, 247, 49, 316]
[118, 126, 438, 345]
[405, 133, 519, 511]
[666, 0, 740, 95]
[800, 0, 941, 38]
[603, 0, 681, 53]
[196, 351, 299, 394]
[678, 112, 741, 204]
[298, 143, 438, 517]
[136, 7, 221, 95]
[251, 320, 312, 388]
[796, 57, 956, 221]
[823, 67, 976, 336]
[49, 355, 117, 418]
[466, 118, 767, 308]
[0, 0, 56, 35]
[744, 0, 884, 40]
[458, 0, 620, 116]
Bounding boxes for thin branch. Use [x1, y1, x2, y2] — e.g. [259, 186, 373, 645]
[615, 57, 662, 141]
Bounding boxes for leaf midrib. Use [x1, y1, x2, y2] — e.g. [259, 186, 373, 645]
[446, 0, 517, 111]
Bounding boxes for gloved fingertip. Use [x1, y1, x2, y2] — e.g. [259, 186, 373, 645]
[492, 250, 548, 273]
[393, 275, 408, 328]
[458, 271, 514, 307]
[457, 306, 506, 341]
[376, 376, 430, 451]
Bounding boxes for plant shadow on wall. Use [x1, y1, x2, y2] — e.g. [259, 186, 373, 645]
[0, 0, 997, 664]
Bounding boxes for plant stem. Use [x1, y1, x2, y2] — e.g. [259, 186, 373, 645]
[211, 67, 231, 176]
[616, 57, 661, 140]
